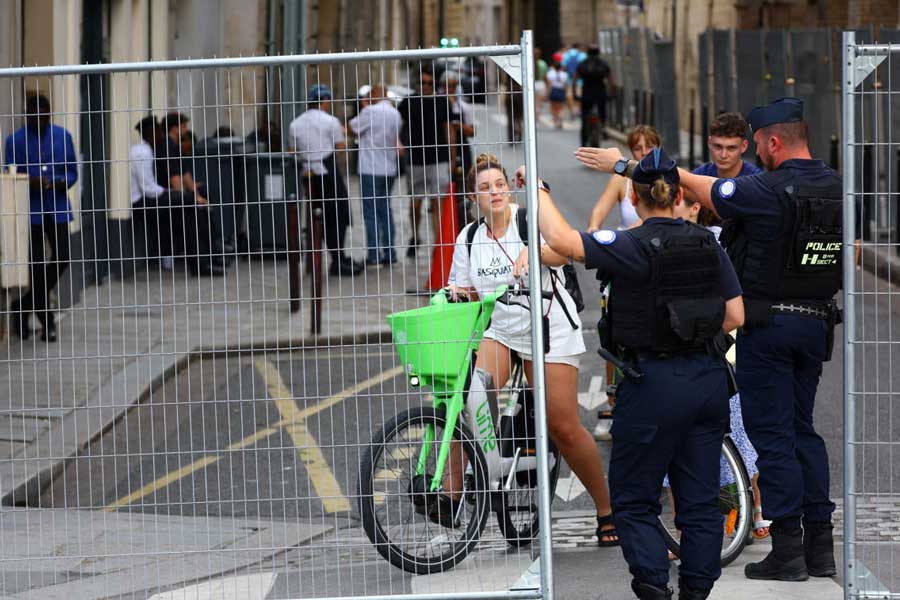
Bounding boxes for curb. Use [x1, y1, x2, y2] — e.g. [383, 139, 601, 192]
[1, 328, 393, 507]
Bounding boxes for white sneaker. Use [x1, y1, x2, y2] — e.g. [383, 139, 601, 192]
[160, 256, 175, 271]
[593, 419, 612, 441]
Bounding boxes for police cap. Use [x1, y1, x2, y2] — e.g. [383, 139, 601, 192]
[632, 147, 679, 186]
[747, 97, 804, 132]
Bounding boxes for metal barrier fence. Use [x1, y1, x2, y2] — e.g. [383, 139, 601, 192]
[0, 32, 555, 600]
[842, 32, 900, 600]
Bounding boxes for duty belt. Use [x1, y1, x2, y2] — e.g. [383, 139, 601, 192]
[770, 303, 828, 320]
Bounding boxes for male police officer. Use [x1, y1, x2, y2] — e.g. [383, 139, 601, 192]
[673, 98, 842, 582]
[575, 97, 843, 583]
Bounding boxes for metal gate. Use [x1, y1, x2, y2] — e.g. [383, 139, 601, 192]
[0, 32, 554, 600]
[842, 31, 900, 600]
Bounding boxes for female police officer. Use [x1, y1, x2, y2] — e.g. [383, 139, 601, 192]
[520, 148, 744, 600]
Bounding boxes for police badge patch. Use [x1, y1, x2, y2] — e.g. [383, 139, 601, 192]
[719, 179, 736, 198]
[593, 230, 617, 245]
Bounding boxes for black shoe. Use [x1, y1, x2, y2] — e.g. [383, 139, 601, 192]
[427, 494, 461, 529]
[406, 238, 419, 258]
[677, 579, 710, 600]
[745, 524, 809, 581]
[631, 580, 673, 599]
[804, 521, 837, 577]
[596, 514, 619, 547]
[9, 301, 29, 341]
[41, 324, 57, 343]
[329, 258, 364, 277]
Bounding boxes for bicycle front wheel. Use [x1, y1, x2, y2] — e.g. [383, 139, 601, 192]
[495, 436, 561, 547]
[358, 405, 490, 574]
[658, 437, 752, 567]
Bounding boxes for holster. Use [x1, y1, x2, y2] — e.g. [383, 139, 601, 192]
[824, 301, 842, 362]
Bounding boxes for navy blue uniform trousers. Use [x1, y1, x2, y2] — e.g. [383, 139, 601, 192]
[610, 354, 730, 591]
[737, 315, 836, 528]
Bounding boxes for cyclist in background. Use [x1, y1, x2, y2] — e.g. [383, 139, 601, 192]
[445, 153, 619, 547]
[577, 45, 612, 147]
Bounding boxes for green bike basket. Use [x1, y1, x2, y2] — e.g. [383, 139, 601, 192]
[387, 301, 492, 380]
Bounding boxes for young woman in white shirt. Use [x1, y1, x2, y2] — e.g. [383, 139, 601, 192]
[446, 153, 618, 546]
[546, 61, 569, 129]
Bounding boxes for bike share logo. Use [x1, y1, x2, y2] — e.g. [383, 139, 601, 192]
[800, 241, 841, 267]
[476, 399, 497, 452]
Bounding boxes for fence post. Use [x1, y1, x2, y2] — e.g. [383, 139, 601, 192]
[521, 29, 554, 600]
[841, 30, 857, 600]
[896, 148, 900, 255]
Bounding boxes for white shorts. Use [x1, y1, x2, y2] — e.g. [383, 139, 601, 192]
[534, 81, 547, 97]
[409, 162, 451, 200]
[519, 352, 581, 369]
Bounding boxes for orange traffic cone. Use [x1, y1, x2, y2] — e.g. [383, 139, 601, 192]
[426, 182, 459, 291]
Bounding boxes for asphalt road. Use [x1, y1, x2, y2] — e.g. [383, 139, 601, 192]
[37, 103, 900, 598]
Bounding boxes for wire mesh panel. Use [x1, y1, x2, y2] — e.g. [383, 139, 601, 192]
[0, 34, 555, 600]
[843, 32, 900, 599]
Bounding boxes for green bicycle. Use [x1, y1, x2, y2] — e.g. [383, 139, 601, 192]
[357, 285, 561, 574]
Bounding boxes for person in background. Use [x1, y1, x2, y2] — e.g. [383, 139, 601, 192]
[350, 84, 404, 267]
[577, 45, 612, 147]
[156, 112, 226, 277]
[245, 112, 282, 152]
[442, 70, 476, 184]
[129, 116, 174, 271]
[692, 112, 761, 179]
[546, 60, 568, 129]
[289, 84, 363, 277]
[534, 48, 548, 118]
[398, 68, 454, 258]
[4, 93, 78, 342]
[563, 42, 586, 119]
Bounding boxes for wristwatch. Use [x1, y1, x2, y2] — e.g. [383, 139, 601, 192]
[613, 158, 631, 177]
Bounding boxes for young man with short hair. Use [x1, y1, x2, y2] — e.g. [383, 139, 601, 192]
[692, 112, 761, 178]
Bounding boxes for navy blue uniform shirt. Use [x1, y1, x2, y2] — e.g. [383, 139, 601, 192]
[710, 159, 839, 244]
[692, 160, 761, 178]
[580, 217, 742, 301]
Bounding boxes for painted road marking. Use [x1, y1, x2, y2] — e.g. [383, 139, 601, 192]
[257, 358, 353, 513]
[104, 360, 403, 512]
[104, 456, 220, 511]
[554, 475, 587, 503]
[577, 375, 605, 411]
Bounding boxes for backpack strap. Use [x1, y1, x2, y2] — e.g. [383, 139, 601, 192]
[518, 206, 579, 331]
[465, 217, 485, 258]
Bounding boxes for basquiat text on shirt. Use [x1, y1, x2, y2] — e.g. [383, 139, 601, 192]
[477, 255, 513, 279]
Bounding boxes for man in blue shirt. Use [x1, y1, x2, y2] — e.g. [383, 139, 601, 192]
[3, 94, 78, 342]
[563, 43, 586, 119]
[692, 112, 761, 179]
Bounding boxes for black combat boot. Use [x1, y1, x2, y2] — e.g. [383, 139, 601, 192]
[631, 580, 673, 599]
[804, 521, 837, 577]
[677, 578, 710, 600]
[745, 522, 809, 581]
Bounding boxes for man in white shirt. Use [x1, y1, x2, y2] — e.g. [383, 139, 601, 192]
[349, 84, 403, 266]
[289, 84, 363, 277]
[129, 116, 179, 271]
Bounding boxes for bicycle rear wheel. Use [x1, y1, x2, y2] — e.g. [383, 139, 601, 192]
[658, 436, 752, 567]
[358, 405, 490, 574]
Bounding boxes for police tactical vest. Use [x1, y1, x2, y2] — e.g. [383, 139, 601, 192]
[608, 221, 726, 354]
[719, 169, 842, 324]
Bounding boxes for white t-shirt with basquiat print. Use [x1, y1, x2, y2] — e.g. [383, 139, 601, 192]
[448, 204, 586, 358]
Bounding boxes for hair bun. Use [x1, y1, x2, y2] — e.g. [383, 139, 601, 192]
[475, 153, 501, 166]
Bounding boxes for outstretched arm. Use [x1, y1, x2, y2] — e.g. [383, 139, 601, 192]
[677, 168, 718, 216]
[514, 166, 585, 262]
